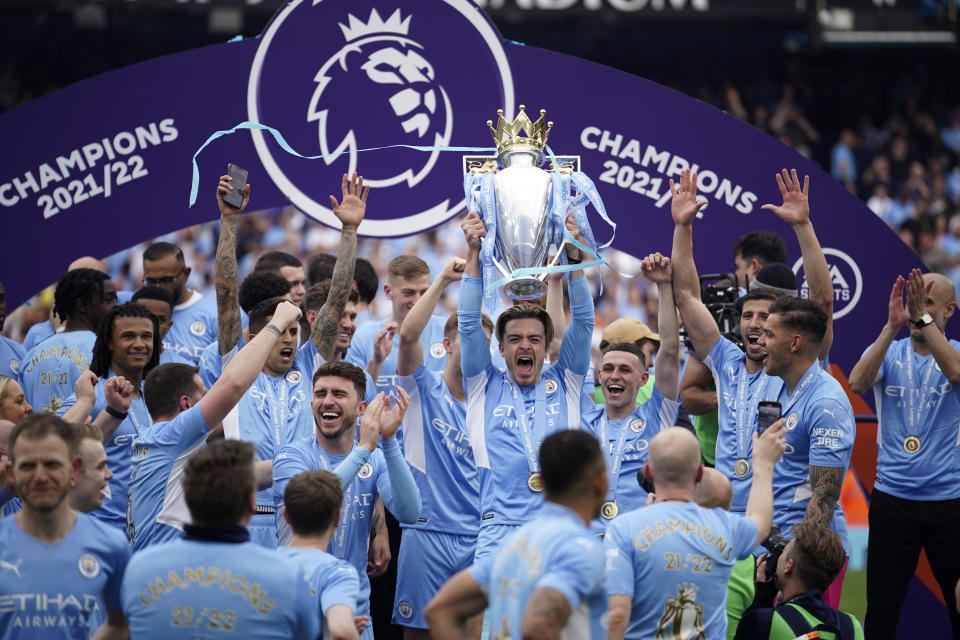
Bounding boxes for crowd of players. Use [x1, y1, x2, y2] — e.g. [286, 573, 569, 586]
[0, 165, 957, 640]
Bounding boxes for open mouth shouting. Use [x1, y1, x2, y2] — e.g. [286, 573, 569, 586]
[745, 332, 767, 359]
[516, 355, 535, 378]
[279, 347, 295, 363]
[605, 383, 626, 401]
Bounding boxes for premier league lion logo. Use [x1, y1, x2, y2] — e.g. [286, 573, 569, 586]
[309, 9, 452, 189]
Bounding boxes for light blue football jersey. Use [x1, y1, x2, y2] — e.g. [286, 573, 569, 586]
[0, 335, 25, 379]
[0, 512, 130, 639]
[121, 537, 319, 640]
[469, 502, 606, 640]
[580, 387, 680, 532]
[272, 435, 420, 619]
[763, 360, 854, 550]
[294, 339, 376, 404]
[19, 330, 96, 414]
[869, 338, 960, 500]
[703, 337, 774, 513]
[57, 372, 152, 530]
[161, 291, 217, 365]
[346, 315, 448, 396]
[128, 405, 210, 551]
[277, 547, 359, 626]
[604, 501, 757, 640]
[398, 364, 479, 535]
[459, 274, 593, 528]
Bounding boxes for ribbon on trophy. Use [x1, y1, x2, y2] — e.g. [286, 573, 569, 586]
[463, 106, 622, 310]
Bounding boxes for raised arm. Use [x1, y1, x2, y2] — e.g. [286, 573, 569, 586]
[214, 171, 248, 356]
[200, 300, 301, 427]
[556, 215, 595, 376]
[669, 169, 720, 360]
[760, 169, 833, 360]
[92, 376, 134, 441]
[313, 173, 369, 361]
[848, 276, 906, 393]
[641, 253, 679, 401]
[679, 358, 718, 415]
[60, 370, 98, 424]
[374, 388, 421, 523]
[545, 272, 567, 363]
[745, 419, 786, 545]
[458, 212, 492, 378]
[907, 268, 960, 384]
[398, 257, 464, 376]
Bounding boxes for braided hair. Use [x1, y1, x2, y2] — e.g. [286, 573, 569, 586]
[52, 268, 110, 323]
[90, 302, 161, 378]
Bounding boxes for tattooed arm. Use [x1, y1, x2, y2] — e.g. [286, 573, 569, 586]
[804, 465, 844, 528]
[520, 587, 573, 640]
[312, 173, 369, 361]
[366, 499, 390, 578]
[424, 570, 488, 640]
[214, 172, 248, 356]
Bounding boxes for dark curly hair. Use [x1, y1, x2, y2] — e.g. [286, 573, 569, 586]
[52, 268, 110, 323]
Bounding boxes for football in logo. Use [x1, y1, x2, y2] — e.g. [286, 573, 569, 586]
[398, 601, 414, 619]
[429, 342, 445, 358]
[286, 370, 302, 384]
[785, 412, 799, 431]
[358, 463, 374, 479]
[77, 553, 100, 579]
[793, 248, 862, 320]
[629, 418, 645, 433]
[189, 321, 206, 337]
[544, 379, 558, 394]
[247, 0, 514, 236]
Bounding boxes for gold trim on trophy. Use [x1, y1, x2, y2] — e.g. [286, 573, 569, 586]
[487, 105, 553, 155]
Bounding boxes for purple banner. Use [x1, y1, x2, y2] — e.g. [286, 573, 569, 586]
[0, 0, 927, 379]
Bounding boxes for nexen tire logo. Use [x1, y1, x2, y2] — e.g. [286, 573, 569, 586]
[246, 0, 514, 237]
[792, 248, 862, 320]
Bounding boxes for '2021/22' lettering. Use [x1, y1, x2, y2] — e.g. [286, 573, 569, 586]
[37, 155, 148, 219]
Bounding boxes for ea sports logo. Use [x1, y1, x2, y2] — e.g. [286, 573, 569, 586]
[247, 0, 514, 237]
[793, 248, 862, 320]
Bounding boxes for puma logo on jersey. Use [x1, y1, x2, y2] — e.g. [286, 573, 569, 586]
[822, 408, 836, 418]
[0, 560, 22, 577]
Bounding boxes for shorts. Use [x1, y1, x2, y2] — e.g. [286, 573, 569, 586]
[249, 512, 278, 549]
[474, 523, 521, 561]
[393, 528, 477, 628]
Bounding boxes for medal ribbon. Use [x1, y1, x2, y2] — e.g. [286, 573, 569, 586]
[598, 414, 631, 502]
[904, 345, 937, 434]
[261, 375, 288, 449]
[316, 447, 352, 558]
[735, 366, 769, 460]
[778, 366, 822, 419]
[507, 379, 546, 476]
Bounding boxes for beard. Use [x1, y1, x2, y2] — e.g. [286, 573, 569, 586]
[316, 412, 357, 441]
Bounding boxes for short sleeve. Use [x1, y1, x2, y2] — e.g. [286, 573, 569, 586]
[102, 531, 132, 612]
[724, 510, 759, 560]
[345, 324, 370, 368]
[807, 398, 855, 469]
[153, 404, 209, 448]
[467, 555, 493, 596]
[273, 444, 311, 507]
[603, 519, 637, 597]
[536, 533, 604, 611]
[706, 336, 742, 372]
[319, 562, 360, 614]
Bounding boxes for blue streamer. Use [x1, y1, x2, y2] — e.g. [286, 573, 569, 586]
[188, 120, 494, 207]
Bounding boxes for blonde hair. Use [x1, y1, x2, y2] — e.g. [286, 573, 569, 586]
[0, 376, 13, 404]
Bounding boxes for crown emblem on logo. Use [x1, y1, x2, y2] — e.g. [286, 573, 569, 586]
[678, 583, 700, 602]
[487, 105, 553, 156]
[338, 8, 411, 42]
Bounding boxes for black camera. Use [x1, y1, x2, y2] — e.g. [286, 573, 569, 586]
[760, 525, 788, 581]
[678, 272, 743, 351]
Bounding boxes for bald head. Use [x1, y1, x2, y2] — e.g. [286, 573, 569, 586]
[925, 273, 956, 303]
[68, 257, 106, 273]
[694, 468, 733, 510]
[647, 427, 701, 488]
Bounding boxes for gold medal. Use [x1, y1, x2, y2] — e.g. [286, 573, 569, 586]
[903, 436, 921, 454]
[528, 472, 544, 492]
[601, 501, 619, 519]
[734, 458, 751, 478]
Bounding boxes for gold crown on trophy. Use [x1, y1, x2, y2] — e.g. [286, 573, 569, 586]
[487, 105, 553, 154]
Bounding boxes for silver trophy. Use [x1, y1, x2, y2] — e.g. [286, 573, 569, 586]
[483, 106, 558, 300]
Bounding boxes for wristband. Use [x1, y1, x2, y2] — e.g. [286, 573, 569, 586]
[105, 406, 128, 420]
[263, 323, 282, 337]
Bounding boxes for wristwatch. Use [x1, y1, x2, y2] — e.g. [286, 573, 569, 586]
[913, 313, 934, 329]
